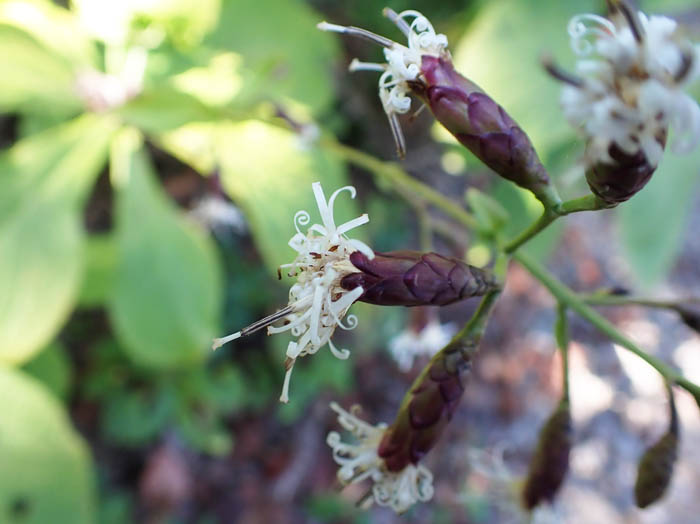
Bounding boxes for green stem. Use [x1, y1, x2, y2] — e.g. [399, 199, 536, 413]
[503, 194, 611, 254]
[555, 303, 570, 400]
[513, 250, 700, 400]
[452, 289, 501, 345]
[503, 209, 558, 254]
[580, 294, 700, 309]
[319, 137, 478, 230]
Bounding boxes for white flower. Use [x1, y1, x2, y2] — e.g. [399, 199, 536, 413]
[318, 9, 448, 156]
[212, 182, 373, 403]
[75, 47, 147, 112]
[388, 319, 456, 372]
[326, 402, 434, 514]
[557, 5, 700, 167]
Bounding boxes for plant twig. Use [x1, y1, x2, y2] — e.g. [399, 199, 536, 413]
[318, 136, 478, 230]
[504, 194, 610, 253]
[513, 250, 700, 400]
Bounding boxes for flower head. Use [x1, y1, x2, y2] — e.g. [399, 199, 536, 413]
[318, 9, 448, 156]
[213, 182, 373, 403]
[553, 2, 700, 170]
[326, 402, 434, 513]
[388, 318, 457, 372]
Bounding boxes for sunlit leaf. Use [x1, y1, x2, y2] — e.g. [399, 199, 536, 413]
[108, 128, 222, 369]
[206, 0, 338, 113]
[617, 149, 700, 288]
[72, 0, 220, 47]
[0, 23, 81, 114]
[118, 86, 224, 135]
[0, 0, 96, 66]
[0, 115, 116, 364]
[0, 366, 95, 523]
[218, 121, 357, 272]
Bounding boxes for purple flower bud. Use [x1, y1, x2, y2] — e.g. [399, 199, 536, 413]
[584, 138, 665, 205]
[634, 398, 679, 508]
[378, 337, 478, 472]
[411, 56, 552, 202]
[522, 399, 573, 509]
[341, 250, 498, 307]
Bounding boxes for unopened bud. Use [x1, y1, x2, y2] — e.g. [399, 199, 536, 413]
[634, 407, 679, 508]
[411, 56, 554, 205]
[341, 250, 499, 307]
[378, 337, 478, 472]
[522, 399, 573, 509]
[584, 139, 665, 205]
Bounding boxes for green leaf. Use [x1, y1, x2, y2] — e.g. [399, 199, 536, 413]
[108, 128, 222, 369]
[102, 386, 175, 446]
[0, 23, 81, 114]
[0, 0, 96, 66]
[206, 0, 338, 113]
[218, 121, 357, 273]
[466, 187, 509, 235]
[118, 86, 223, 136]
[451, 0, 596, 159]
[617, 149, 700, 288]
[21, 342, 72, 400]
[492, 181, 564, 262]
[0, 115, 115, 364]
[0, 366, 95, 523]
[77, 234, 117, 307]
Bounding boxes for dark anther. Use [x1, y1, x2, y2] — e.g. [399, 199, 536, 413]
[617, 0, 644, 43]
[542, 56, 585, 88]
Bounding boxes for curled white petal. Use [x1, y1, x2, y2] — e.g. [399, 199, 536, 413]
[213, 182, 372, 402]
[561, 8, 700, 167]
[326, 402, 434, 514]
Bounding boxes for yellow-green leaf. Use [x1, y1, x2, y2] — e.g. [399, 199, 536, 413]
[108, 129, 222, 369]
[0, 366, 95, 523]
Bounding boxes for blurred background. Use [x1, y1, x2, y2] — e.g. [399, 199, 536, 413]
[1, 0, 699, 523]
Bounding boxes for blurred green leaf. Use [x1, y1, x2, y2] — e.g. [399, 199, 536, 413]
[0, 0, 96, 66]
[466, 187, 509, 235]
[71, 0, 220, 48]
[0, 115, 115, 365]
[0, 23, 81, 114]
[118, 86, 224, 136]
[218, 121, 357, 272]
[451, 0, 596, 159]
[492, 181, 564, 262]
[108, 128, 222, 369]
[78, 234, 117, 307]
[206, 0, 338, 113]
[0, 366, 95, 523]
[102, 387, 174, 446]
[276, 349, 353, 424]
[617, 149, 700, 288]
[21, 342, 72, 401]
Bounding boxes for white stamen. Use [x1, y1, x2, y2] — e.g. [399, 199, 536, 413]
[319, 10, 448, 156]
[212, 182, 372, 402]
[326, 402, 434, 514]
[560, 8, 700, 168]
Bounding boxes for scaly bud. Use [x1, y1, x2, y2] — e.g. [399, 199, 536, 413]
[341, 250, 499, 307]
[411, 56, 555, 204]
[378, 336, 479, 472]
[319, 9, 558, 207]
[634, 390, 679, 508]
[522, 399, 573, 510]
